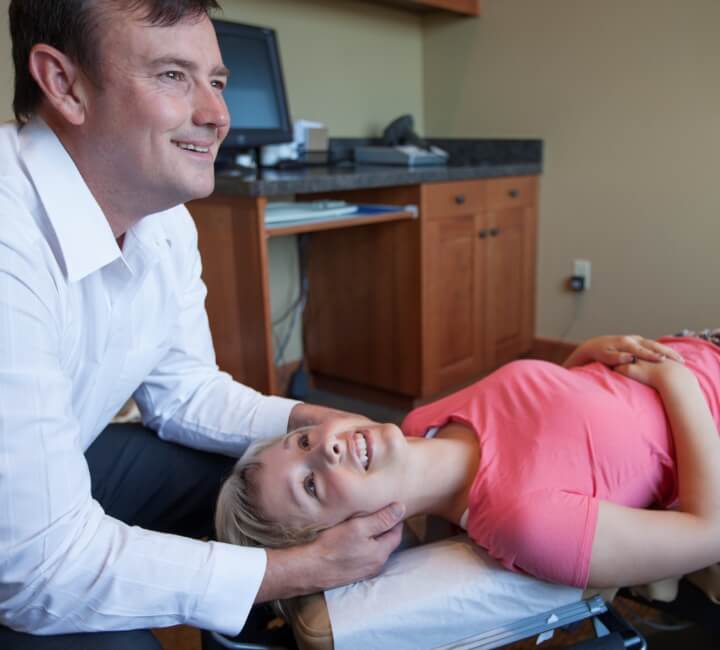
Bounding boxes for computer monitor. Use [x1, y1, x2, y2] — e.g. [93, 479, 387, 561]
[212, 19, 293, 164]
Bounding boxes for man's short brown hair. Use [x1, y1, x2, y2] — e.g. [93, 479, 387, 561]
[8, 0, 221, 124]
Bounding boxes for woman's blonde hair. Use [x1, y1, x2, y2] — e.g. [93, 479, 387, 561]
[215, 432, 327, 549]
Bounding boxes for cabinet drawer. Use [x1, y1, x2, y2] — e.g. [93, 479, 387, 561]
[486, 176, 536, 210]
[422, 181, 485, 219]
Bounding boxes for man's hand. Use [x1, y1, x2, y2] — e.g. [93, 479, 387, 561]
[563, 335, 683, 369]
[287, 402, 370, 432]
[255, 503, 405, 602]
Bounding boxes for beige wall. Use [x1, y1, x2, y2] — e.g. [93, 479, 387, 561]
[220, 0, 424, 136]
[7, 0, 718, 349]
[424, 0, 720, 340]
[0, 0, 425, 133]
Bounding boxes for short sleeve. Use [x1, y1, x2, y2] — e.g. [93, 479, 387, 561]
[476, 490, 599, 588]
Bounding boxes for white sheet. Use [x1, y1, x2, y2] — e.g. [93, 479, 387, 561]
[325, 535, 582, 650]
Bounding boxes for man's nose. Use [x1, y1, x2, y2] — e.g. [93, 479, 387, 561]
[192, 85, 229, 130]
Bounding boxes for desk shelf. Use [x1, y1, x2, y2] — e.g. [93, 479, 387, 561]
[265, 208, 416, 238]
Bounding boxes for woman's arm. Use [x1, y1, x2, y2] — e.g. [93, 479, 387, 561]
[563, 335, 683, 369]
[588, 360, 720, 588]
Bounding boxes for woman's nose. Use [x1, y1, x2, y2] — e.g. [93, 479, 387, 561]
[321, 436, 342, 465]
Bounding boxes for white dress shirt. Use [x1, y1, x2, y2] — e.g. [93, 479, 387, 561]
[0, 119, 297, 635]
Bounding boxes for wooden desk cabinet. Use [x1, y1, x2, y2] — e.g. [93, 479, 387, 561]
[188, 175, 537, 403]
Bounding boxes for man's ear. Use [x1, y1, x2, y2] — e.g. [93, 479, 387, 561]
[28, 44, 90, 126]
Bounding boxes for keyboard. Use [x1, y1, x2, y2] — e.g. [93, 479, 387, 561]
[265, 201, 358, 224]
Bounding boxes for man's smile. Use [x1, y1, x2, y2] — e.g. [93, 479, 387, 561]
[172, 139, 212, 154]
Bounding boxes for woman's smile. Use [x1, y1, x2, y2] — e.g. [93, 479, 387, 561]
[352, 430, 371, 470]
[254, 418, 409, 530]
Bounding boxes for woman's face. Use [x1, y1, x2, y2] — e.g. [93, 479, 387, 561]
[253, 416, 409, 531]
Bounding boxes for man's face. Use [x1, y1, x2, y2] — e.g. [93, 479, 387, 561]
[80, 11, 229, 212]
[253, 417, 410, 532]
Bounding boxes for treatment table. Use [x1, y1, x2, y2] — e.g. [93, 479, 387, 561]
[203, 518, 647, 650]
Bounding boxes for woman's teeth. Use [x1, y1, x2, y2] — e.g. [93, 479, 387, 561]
[354, 432, 369, 470]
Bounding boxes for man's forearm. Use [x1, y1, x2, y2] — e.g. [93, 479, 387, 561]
[256, 543, 372, 602]
[255, 547, 321, 602]
[287, 402, 369, 432]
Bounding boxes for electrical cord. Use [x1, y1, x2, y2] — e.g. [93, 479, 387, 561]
[273, 235, 310, 366]
[560, 293, 584, 340]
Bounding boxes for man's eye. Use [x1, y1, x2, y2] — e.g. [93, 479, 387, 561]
[298, 433, 311, 450]
[304, 473, 317, 498]
[211, 79, 226, 91]
[164, 71, 186, 81]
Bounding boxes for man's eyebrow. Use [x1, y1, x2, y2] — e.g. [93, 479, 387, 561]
[149, 56, 229, 77]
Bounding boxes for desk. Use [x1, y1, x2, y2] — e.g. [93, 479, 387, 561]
[187, 140, 542, 403]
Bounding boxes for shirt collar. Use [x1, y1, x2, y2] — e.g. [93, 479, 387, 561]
[19, 117, 122, 282]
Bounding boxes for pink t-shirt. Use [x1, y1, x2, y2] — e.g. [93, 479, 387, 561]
[401, 337, 720, 588]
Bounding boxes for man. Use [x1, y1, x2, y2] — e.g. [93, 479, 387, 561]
[0, 1, 403, 647]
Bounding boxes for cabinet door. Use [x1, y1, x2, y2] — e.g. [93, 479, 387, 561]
[303, 185, 423, 397]
[422, 210, 487, 395]
[484, 180, 537, 368]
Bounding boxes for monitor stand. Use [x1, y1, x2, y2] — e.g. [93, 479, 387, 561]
[214, 146, 265, 179]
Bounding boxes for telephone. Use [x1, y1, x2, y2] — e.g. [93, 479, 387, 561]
[354, 114, 449, 167]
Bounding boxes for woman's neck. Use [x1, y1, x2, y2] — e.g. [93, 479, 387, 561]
[400, 423, 480, 525]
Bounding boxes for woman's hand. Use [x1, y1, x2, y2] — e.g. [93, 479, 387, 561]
[613, 357, 693, 390]
[563, 335, 684, 369]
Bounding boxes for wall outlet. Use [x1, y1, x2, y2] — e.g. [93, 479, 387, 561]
[573, 259, 591, 290]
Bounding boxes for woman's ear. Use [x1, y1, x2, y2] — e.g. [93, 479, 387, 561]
[27, 44, 90, 126]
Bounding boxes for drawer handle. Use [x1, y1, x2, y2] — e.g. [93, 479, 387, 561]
[489, 227, 500, 237]
[478, 229, 489, 239]
[455, 194, 466, 205]
[508, 188, 520, 198]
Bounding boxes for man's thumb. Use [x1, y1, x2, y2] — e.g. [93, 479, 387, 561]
[370, 502, 405, 535]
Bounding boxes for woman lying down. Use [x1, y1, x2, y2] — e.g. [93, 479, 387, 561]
[216, 331, 720, 590]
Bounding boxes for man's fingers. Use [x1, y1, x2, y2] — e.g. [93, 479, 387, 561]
[373, 520, 404, 548]
[360, 502, 406, 539]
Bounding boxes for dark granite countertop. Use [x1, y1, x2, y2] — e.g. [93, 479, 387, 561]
[213, 138, 543, 198]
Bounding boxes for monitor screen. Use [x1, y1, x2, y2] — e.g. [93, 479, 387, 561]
[213, 19, 293, 154]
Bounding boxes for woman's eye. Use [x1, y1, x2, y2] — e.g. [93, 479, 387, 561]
[298, 433, 310, 450]
[304, 473, 317, 498]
